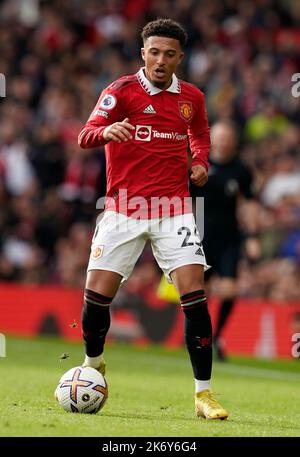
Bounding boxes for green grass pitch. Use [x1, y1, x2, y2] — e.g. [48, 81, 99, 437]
[0, 336, 299, 437]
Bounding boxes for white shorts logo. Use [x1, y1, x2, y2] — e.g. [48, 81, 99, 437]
[91, 245, 104, 260]
[135, 125, 152, 141]
[99, 94, 117, 110]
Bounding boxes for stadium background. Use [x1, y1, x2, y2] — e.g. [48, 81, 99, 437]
[0, 0, 300, 359]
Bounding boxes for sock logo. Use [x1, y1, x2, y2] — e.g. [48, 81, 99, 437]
[195, 336, 212, 347]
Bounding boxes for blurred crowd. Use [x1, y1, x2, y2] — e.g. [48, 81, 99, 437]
[0, 0, 300, 300]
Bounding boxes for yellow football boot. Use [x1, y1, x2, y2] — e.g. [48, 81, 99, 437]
[82, 355, 106, 376]
[195, 389, 229, 420]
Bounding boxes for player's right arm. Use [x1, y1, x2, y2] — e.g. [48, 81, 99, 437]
[102, 117, 135, 144]
[78, 88, 135, 148]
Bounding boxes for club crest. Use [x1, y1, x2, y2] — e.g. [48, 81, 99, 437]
[91, 245, 104, 260]
[178, 101, 193, 121]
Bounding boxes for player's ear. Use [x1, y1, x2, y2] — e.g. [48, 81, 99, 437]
[178, 52, 184, 64]
[141, 48, 145, 61]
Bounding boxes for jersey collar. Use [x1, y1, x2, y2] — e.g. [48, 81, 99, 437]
[137, 68, 181, 95]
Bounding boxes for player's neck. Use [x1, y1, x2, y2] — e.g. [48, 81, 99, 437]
[152, 79, 172, 90]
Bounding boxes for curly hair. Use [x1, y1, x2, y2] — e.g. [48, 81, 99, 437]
[141, 18, 188, 48]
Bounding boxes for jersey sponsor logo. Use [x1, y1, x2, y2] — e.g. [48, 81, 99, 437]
[152, 130, 187, 140]
[178, 101, 193, 121]
[94, 109, 109, 118]
[99, 94, 117, 110]
[135, 125, 187, 142]
[135, 125, 152, 141]
[143, 104, 156, 114]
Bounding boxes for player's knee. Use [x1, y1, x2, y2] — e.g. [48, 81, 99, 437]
[86, 269, 121, 297]
[174, 277, 205, 297]
[178, 283, 205, 297]
[171, 265, 205, 296]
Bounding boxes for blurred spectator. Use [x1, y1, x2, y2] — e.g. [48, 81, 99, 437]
[245, 98, 290, 141]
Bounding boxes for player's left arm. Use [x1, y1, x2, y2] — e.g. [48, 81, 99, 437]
[188, 90, 210, 187]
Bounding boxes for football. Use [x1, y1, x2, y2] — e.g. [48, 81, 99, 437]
[55, 366, 108, 414]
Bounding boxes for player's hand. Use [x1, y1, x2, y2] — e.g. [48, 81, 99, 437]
[103, 118, 135, 143]
[190, 165, 208, 187]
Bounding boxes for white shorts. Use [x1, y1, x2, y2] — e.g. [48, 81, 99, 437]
[87, 211, 209, 283]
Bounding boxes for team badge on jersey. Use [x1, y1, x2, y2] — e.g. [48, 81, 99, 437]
[178, 101, 193, 122]
[99, 94, 117, 110]
[91, 245, 104, 260]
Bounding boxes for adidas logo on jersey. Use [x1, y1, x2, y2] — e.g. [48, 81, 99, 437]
[143, 105, 156, 114]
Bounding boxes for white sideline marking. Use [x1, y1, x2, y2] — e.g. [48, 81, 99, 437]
[112, 349, 300, 382]
[214, 363, 300, 382]
[0, 334, 6, 357]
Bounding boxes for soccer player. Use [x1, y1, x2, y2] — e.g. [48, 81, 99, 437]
[190, 120, 260, 361]
[78, 19, 228, 420]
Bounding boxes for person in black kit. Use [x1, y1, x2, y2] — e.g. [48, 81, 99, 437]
[190, 120, 260, 361]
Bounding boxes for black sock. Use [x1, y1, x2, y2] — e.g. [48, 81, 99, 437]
[214, 298, 234, 339]
[181, 290, 212, 380]
[82, 289, 113, 357]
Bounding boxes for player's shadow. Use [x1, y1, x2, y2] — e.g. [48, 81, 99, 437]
[103, 412, 231, 423]
[104, 413, 300, 432]
[234, 417, 300, 433]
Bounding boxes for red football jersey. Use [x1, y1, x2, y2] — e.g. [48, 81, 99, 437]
[78, 68, 210, 218]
